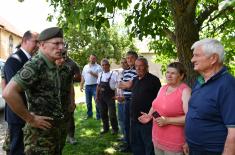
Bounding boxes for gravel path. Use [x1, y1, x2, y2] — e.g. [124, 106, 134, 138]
[0, 111, 7, 155]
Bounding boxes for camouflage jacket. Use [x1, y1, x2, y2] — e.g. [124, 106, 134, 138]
[13, 51, 63, 119]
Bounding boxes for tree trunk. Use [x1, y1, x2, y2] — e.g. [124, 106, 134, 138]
[171, 1, 199, 87]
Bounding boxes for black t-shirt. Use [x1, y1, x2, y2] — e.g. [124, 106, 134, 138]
[130, 72, 161, 122]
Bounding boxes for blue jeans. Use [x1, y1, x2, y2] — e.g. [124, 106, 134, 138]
[124, 97, 131, 146]
[85, 84, 100, 119]
[189, 149, 221, 155]
[8, 123, 25, 155]
[130, 121, 154, 155]
[118, 103, 125, 135]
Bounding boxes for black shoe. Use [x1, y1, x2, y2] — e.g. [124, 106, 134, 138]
[100, 130, 109, 135]
[119, 146, 131, 153]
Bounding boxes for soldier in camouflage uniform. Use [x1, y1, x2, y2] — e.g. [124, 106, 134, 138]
[3, 27, 65, 155]
[55, 51, 76, 151]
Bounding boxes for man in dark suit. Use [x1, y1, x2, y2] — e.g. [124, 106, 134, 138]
[3, 30, 38, 155]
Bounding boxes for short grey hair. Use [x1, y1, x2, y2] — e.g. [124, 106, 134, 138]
[191, 38, 225, 63]
[136, 57, 148, 67]
[101, 58, 110, 65]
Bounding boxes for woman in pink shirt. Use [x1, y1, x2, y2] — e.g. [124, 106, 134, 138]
[139, 62, 191, 155]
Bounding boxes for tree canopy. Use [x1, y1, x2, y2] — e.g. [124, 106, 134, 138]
[28, 0, 235, 85]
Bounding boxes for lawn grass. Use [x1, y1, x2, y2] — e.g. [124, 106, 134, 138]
[62, 84, 131, 155]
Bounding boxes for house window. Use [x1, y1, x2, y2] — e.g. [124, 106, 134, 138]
[9, 35, 13, 54]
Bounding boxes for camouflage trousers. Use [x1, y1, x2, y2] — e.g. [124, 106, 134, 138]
[2, 128, 10, 152]
[23, 123, 63, 155]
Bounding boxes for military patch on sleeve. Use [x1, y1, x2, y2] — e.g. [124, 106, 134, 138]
[19, 66, 35, 80]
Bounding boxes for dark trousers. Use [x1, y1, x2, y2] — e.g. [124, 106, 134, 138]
[85, 84, 100, 119]
[130, 121, 154, 155]
[98, 95, 118, 131]
[67, 112, 75, 137]
[124, 97, 131, 146]
[189, 149, 221, 155]
[8, 123, 25, 155]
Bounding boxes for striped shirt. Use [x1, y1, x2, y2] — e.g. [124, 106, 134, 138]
[122, 66, 137, 97]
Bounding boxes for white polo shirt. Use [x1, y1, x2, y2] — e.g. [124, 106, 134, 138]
[82, 63, 102, 85]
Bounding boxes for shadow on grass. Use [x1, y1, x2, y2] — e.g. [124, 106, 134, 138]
[62, 103, 130, 155]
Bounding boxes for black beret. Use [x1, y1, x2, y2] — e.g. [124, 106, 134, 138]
[38, 27, 63, 41]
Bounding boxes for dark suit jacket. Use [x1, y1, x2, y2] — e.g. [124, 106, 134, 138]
[4, 49, 29, 124]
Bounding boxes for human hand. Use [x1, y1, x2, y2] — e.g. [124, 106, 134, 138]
[183, 143, 189, 155]
[154, 116, 168, 127]
[80, 85, 84, 92]
[89, 70, 95, 77]
[118, 82, 124, 89]
[117, 96, 125, 102]
[114, 96, 125, 102]
[138, 112, 152, 124]
[28, 113, 53, 130]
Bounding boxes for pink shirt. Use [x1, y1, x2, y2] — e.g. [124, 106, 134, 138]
[152, 83, 188, 152]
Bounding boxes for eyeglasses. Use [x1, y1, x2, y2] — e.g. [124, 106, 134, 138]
[45, 41, 65, 46]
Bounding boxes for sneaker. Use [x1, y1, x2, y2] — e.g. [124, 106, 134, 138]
[67, 137, 77, 145]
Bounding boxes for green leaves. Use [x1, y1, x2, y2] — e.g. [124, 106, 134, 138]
[219, 0, 235, 11]
[47, 0, 235, 77]
[65, 26, 135, 68]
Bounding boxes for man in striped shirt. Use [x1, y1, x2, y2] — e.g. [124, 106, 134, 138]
[119, 50, 138, 153]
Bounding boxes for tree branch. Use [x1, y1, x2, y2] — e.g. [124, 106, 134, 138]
[163, 28, 176, 44]
[197, 4, 218, 28]
[216, 19, 232, 33]
[199, 6, 234, 31]
[208, 7, 234, 23]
